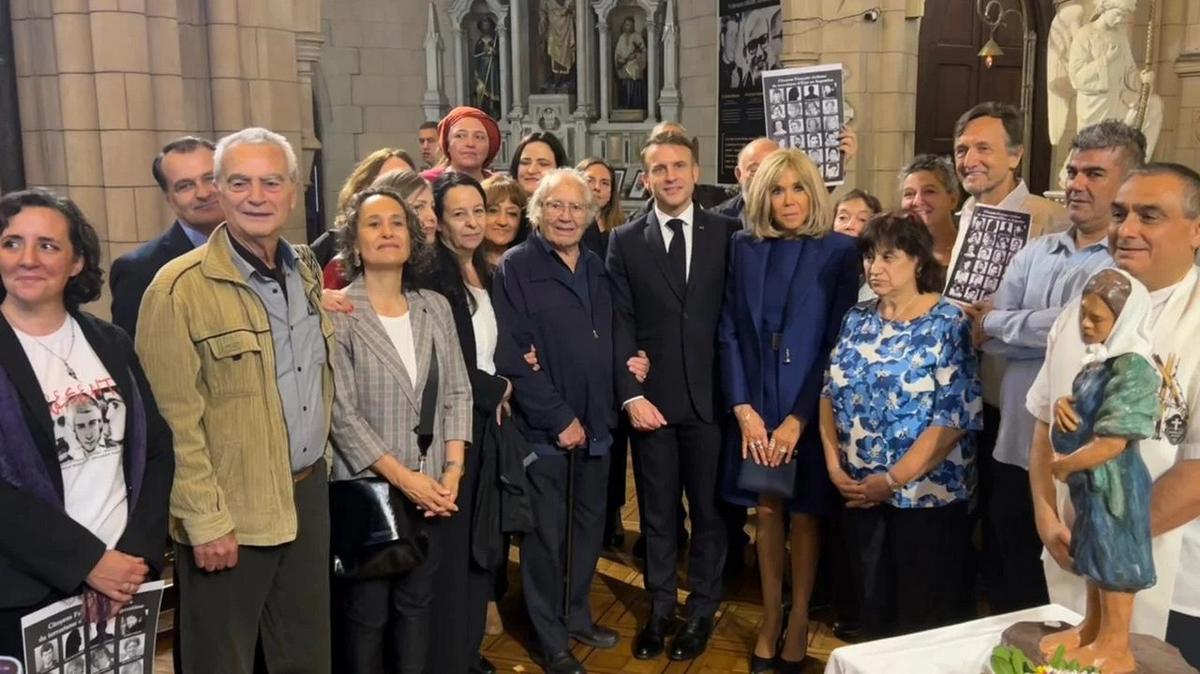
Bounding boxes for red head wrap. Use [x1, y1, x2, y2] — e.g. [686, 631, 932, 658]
[437, 106, 502, 169]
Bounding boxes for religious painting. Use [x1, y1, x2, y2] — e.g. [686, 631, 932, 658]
[609, 6, 648, 115]
[531, 0, 576, 94]
[467, 8, 503, 119]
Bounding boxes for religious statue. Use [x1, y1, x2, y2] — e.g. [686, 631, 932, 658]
[613, 16, 647, 110]
[1040, 268, 1160, 674]
[471, 17, 502, 119]
[1047, 0, 1162, 158]
[539, 0, 575, 92]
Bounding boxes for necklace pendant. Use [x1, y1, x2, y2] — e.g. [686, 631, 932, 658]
[66, 365, 78, 380]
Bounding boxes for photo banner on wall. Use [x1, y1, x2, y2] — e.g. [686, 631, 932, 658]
[760, 63, 847, 186]
[716, 0, 782, 185]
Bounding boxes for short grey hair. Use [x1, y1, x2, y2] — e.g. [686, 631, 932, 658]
[1070, 120, 1147, 173]
[214, 127, 300, 183]
[900, 154, 960, 196]
[527, 168, 598, 229]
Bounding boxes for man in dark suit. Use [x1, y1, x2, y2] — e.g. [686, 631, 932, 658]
[607, 133, 739, 661]
[715, 137, 779, 223]
[109, 136, 222, 339]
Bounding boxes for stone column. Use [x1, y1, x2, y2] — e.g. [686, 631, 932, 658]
[646, 9, 660, 120]
[423, 4, 445, 121]
[509, 0, 526, 120]
[295, 31, 324, 184]
[498, 11, 511, 123]
[1171, 0, 1200, 168]
[596, 13, 612, 122]
[451, 24, 466, 106]
[659, 0, 681, 122]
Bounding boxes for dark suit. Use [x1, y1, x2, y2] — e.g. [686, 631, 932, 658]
[0, 312, 174, 658]
[493, 234, 615, 655]
[109, 221, 199, 341]
[607, 205, 739, 621]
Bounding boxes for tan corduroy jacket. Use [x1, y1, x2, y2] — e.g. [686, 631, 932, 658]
[135, 225, 334, 547]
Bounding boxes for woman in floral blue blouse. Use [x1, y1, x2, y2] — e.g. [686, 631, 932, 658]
[819, 212, 983, 637]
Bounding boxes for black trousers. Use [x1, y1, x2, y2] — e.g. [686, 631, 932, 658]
[984, 459, 1049, 613]
[604, 419, 631, 535]
[335, 521, 442, 674]
[632, 417, 726, 621]
[426, 434, 490, 674]
[1167, 610, 1200, 667]
[174, 461, 331, 674]
[844, 501, 972, 637]
[521, 451, 609, 654]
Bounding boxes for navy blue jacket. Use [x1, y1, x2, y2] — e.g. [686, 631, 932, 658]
[109, 221, 197, 341]
[492, 235, 616, 450]
[717, 230, 861, 424]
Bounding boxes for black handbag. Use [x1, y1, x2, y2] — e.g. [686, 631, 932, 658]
[330, 344, 440, 579]
[737, 453, 797, 499]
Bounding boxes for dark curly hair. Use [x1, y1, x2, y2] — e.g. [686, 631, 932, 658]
[858, 211, 945, 294]
[0, 188, 104, 309]
[425, 172, 491, 314]
[334, 187, 435, 286]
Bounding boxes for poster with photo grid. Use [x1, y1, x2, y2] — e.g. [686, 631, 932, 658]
[760, 63, 845, 186]
[21, 581, 166, 674]
[944, 205, 1032, 304]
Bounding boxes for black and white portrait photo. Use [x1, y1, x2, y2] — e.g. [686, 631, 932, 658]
[788, 119, 804, 134]
[119, 634, 145, 663]
[824, 114, 841, 131]
[718, 5, 782, 90]
[802, 84, 820, 100]
[822, 98, 839, 115]
[33, 641, 58, 673]
[790, 134, 805, 149]
[786, 101, 802, 117]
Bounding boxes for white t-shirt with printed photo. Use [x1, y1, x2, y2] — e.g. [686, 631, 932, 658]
[14, 317, 129, 548]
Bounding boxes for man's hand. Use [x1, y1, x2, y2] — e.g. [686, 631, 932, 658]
[193, 532, 239, 572]
[627, 350, 651, 383]
[838, 124, 859, 160]
[1054, 396, 1080, 433]
[321, 289, 353, 314]
[497, 377, 513, 425]
[524, 345, 540, 372]
[963, 301, 992, 348]
[557, 418, 587, 450]
[86, 550, 150, 603]
[768, 415, 804, 467]
[626, 398, 667, 432]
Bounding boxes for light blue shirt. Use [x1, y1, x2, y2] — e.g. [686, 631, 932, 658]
[981, 228, 1113, 469]
[177, 220, 210, 248]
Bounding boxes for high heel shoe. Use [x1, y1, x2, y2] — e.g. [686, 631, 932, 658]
[750, 652, 777, 673]
[776, 620, 808, 674]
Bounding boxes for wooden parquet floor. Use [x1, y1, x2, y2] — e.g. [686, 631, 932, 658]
[476, 495, 842, 674]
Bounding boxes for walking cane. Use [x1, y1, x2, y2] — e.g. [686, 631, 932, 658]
[563, 445, 577, 621]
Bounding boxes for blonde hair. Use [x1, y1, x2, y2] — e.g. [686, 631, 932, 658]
[337, 148, 416, 210]
[744, 149, 832, 239]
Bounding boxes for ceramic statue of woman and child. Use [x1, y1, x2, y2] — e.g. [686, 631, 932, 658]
[1037, 268, 1160, 674]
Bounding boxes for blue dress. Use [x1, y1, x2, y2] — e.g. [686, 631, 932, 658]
[822, 299, 983, 508]
[721, 241, 837, 514]
[1051, 354, 1158, 591]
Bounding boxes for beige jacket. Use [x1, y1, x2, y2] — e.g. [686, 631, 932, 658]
[135, 225, 335, 547]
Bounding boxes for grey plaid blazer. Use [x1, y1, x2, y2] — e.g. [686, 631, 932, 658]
[329, 281, 473, 481]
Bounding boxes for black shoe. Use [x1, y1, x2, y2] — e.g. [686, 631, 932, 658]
[750, 653, 777, 673]
[668, 616, 714, 661]
[471, 655, 496, 674]
[569, 624, 619, 649]
[777, 656, 807, 674]
[633, 614, 672, 660]
[832, 619, 861, 641]
[536, 649, 586, 674]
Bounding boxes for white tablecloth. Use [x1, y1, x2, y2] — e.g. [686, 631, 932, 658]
[824, 604, 1083, 674]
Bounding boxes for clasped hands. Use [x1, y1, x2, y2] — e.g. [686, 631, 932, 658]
[735, 406, 804, 468]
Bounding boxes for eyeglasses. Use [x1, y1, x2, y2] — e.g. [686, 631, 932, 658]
[544, 200, 586, 217]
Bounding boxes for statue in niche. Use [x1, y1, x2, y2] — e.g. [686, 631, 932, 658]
[539, 0, 576, 92]
[613, 16, 647, 110]
[1047, 0, 1162, 159]
[471, 16, 502, 119]
[1039, 268, 1159, 674]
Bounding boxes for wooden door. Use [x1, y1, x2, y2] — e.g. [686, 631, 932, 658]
[915, 0, 1052, 194]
